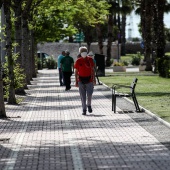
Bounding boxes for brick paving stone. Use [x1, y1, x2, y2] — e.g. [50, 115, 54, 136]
[0, 69, 170, 170]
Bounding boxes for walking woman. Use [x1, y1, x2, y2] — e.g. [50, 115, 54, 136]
[74, 47, 96, 115]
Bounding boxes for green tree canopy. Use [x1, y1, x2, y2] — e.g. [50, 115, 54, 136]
[33, 0, 110, 42]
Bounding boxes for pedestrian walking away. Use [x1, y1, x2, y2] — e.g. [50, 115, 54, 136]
[57, 51, 65, 86]
[74, 46, 96, 115]
[60, 50, 74, 91]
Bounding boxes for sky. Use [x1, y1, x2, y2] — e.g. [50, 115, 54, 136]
[126, 11, 170, 39]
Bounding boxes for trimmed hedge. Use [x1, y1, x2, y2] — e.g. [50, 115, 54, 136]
[157, 56, 170, 78]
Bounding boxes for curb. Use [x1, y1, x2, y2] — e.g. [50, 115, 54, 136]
[124, 97, 170, 129]
[100, 82, 170, 129]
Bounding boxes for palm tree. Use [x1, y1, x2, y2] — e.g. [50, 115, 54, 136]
[144, 0, 152, 71]
[106, 0, 120, 66]
[135, 0, 167, 72]
[106, 7, 114, 66]
[121, 0, 133, 56]
[151, 0, 167, 73]
[156, 0, 166, 58]
[154, 0, 166, 75]
[105, 0, 133, 65]
[135, 0, 152, 71]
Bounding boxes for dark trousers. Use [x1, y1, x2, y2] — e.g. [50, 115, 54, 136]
[59, 68, 64, 86]
[63, 72, 72, 90]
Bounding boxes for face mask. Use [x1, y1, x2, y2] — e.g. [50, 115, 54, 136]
[81, 52, 87, 58]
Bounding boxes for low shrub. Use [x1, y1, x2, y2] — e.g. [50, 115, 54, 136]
[113, 62, 125, 66]
[122, 60, 129, 66]
[157, 55, 170, 78]
[46, 57, 57, 69]
[131, 52, 141, 66]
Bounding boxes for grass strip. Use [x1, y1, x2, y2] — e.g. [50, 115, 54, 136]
[99, 72, 170, 123]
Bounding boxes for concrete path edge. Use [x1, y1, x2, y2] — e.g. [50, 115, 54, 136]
[101, 82, 170, 129]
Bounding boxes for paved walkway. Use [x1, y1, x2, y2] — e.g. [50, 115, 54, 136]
[0, 69, 170, 170]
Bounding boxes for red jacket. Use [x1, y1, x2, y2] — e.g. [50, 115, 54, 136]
[74, 57, 95, 81]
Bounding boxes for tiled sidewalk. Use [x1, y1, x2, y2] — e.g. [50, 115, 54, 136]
[0, 69, 170, 170]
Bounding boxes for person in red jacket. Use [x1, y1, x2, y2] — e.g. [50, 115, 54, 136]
[74, 46, 96, 115]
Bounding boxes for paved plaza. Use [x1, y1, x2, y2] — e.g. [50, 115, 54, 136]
[0, 69, 170, 170]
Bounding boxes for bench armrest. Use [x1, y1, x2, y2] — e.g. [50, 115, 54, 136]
[112, 84, 132, 96]
[112, 84, 131, 89]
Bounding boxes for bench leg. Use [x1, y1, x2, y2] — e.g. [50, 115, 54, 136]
[112, 95, 116, 113]
[112, 95, 113, 111]
[114, 95, 116, 113]
[132, 95, 140, 112]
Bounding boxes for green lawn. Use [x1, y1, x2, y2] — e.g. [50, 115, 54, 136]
[99, 72, 170, 123]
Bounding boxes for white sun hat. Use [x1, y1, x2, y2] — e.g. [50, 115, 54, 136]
[79, 46, 87, 53]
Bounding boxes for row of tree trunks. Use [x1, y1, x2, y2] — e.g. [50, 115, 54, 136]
[99, 0, 132, 64]
[0, 0, 37, 117]
[141, 0, 166, 71]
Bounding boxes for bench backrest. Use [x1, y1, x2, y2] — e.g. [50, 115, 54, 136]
[130, 78, 138, 93]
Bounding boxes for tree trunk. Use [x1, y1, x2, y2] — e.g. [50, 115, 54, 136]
[106, 14, 113, 66]
[0, 81, 6, 118]
[95, 24, 103, 54]
[28, 30, 33, 81]
[156, 0, 165, 58]
[22, 16, 31, 85]
[30, 30, 37, 78]
[21, 0, 33, 85]
[0, 4, 6, 117]
[117, 1, 121, 31]
[121, 14, 126, 56]
[4, 0, 17, 104]
[144, 0, 152, 71]
[84, 26, 93, 52]
[151, 0, 158, 73]
[14, 0, 26, 94]
[1, 4, 6, 64]
[0, 61, 7, 118]
[156, 0, 166, 76]
[68, 36, 73, 42]
[141, 0, 146, 53]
